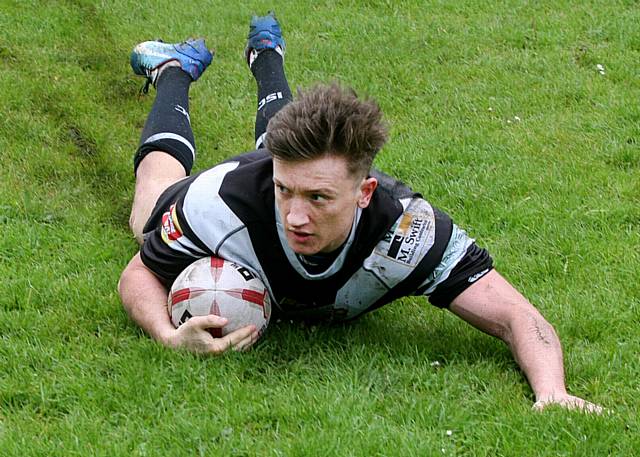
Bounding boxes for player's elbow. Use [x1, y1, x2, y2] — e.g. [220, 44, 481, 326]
[505, 307, 557, 349]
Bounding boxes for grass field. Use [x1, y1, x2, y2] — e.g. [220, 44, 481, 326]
[1, 0, 638, 455]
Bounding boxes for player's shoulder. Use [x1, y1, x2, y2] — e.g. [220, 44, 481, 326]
[181, 149, 274, 239]
[186, 149, 272, 200]
[219, 148, 272, 167]
[372, 196, 439, 266]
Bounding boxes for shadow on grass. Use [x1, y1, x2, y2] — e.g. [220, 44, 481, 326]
[249, 304, 515, 371]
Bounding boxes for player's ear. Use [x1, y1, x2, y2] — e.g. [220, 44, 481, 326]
[357, 177, 377, 208]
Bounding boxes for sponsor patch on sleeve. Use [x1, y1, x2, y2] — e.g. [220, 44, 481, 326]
[161, 203, 183, 245]
[375, 201, 436, 267]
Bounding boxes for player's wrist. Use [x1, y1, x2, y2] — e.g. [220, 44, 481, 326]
[154, 326, 180, 348]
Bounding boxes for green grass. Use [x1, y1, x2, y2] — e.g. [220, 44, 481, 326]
[1, 0, 638, 455]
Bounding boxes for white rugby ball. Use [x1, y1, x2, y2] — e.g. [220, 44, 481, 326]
[168, 256, 271, 337]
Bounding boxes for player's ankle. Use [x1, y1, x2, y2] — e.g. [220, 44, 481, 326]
[248, 46, 284, 69]
[155, 60, 181, 81]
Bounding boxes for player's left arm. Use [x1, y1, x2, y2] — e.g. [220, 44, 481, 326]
[449, 269, 603, 413]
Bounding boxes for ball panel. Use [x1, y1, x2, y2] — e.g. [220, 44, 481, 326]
[167, 256, 271, 337]
[209, 256, 225, 282]
[209, 295, 220, 317]
[222, 289, 269, 319]
[170, 287, 208, 306]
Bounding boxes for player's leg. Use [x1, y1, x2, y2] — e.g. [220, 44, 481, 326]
[128, 39, 213, 243]
[245, 12, 293, 149]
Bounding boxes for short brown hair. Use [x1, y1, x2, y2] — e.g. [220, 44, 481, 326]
[265, 83, 389, 177]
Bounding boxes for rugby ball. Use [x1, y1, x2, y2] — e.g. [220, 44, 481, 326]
[168, 256, 271, 337]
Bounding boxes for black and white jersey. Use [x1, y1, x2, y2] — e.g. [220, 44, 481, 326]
[141, 150, 493, 321]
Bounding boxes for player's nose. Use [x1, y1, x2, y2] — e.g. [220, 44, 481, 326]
[286, 198, 310, 227]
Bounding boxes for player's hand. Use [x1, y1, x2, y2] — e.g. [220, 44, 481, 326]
[166, 315, 259, 355]
[533, 394, 604, 414]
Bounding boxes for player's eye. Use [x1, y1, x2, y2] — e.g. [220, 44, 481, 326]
[310, 194, 327, 202]
[276, 184, 289, 194]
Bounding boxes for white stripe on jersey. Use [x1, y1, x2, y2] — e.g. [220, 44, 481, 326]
[167, 235, 208, 257]
[419, 224, 474, 295]
[180, 161, 277, 301]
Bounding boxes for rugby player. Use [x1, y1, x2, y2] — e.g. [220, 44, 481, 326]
[118, 13, 602, 412]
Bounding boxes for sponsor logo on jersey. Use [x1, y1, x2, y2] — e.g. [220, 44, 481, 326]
[384, 212, 432, 266]
[161, 204, 183, 244]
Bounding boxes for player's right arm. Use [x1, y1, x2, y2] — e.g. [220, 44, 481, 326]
[118, 252, 258, 354]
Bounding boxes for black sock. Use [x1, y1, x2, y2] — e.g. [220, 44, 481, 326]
[251, 50, 293, 148]
[133, 67, 196, 175]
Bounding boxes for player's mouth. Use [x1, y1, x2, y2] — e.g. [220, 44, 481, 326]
[288, 230, 313, 243]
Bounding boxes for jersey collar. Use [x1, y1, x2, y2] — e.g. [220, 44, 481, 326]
[275, 202, 362, 280]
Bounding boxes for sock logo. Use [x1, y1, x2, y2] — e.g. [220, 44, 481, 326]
[174, 104, 191, 124]
[257, 92, 283, 111]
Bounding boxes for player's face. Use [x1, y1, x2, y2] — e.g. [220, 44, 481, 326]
[273, 155, 378, 256]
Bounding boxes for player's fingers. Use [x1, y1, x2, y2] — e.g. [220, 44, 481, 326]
[572, 399, 604, 414]
[227, 325, 257, 347]
[533, 397, 605, 415]
[207, 325, 256, 355]
[562, 397, 604, 414]
[585, 402, 604, 414]
[188, 314, 228, 330]
[532, 400, 545, 411]
[233, 330, 261, 352]
[208, 334, 235, 355]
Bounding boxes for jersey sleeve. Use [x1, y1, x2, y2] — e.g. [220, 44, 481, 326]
[427, 242, 493, 307]
[140, 198, 211, 285]
[414, 224, 493, 307]
[138, 171, 213, 285]
[138, 160, 250, 285]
